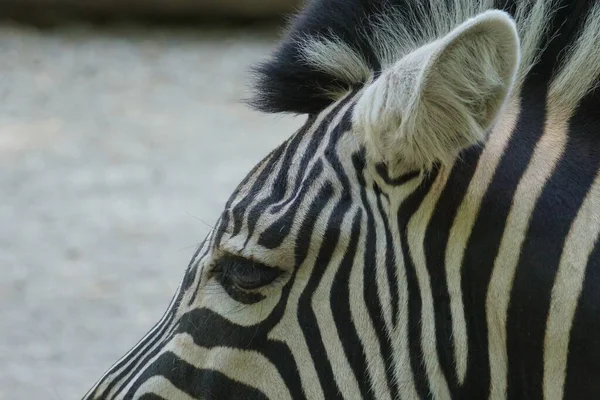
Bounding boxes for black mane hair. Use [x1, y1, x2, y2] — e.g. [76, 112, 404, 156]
[251, 0, 597, 115]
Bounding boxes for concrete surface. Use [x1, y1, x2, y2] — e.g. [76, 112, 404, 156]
[0, 23, 302, 399]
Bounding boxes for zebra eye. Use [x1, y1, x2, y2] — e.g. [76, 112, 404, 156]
[216, 254, 282, 291]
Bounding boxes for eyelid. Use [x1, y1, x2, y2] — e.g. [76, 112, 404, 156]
[216, 253, 279, 273]
[212, 252, 284, 291]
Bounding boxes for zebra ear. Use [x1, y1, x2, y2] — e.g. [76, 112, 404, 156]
[353, 10, 520, 171]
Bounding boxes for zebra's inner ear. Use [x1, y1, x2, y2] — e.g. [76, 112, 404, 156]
[353, 10, 520, 171]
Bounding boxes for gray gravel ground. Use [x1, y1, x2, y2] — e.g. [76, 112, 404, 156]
[0, 23, 302, 399]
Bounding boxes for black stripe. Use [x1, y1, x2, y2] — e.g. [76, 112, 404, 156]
[242, 120, 313, 239]
[325, 108, 370, 398]
[564, 240, 600, 399]
[424, 150, 482, 395]
[258, 161, 324, 249]
[177, 306, 306, 400]
[95, 294, 180, 398]
[507, 79, 600, 400]
[246, 94, 355, 241]
[354, 151, 401, 400]
[289, 170, 332, 269]
[228, 140, 288, 238]
[270, 92, 356, 215]
[458, 81, 547, 398]
[375, 163, 421, 186]
[138, 394, 165, 400]
[562, 62, 600, 399]
[295, 105, 360, 398]
[330, 210, 373, 398]
[185, 234, 214, 306]
[374, 182, 400, 328]
[397, 169, 439, 399]
[123, 352, 268, 400]
[260, 341, 307, 400]
[103, 263, 194, 398]
[296, 181, 345, 399]
[108, 325, 178, 399]
[214, 209, 232, 255]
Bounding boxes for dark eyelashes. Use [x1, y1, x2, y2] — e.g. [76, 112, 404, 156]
[214, 253, 281, 276]
[212, 253, 283, 292]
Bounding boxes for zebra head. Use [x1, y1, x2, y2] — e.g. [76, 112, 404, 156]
[85, 1, 600, 399]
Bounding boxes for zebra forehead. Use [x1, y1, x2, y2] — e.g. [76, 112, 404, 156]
[230, 93, 358, 200]
[214, 94, 362, 255]
[251, 0, 600, 115]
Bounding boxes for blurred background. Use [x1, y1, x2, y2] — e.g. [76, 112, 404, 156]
[0, 1, 304, 398]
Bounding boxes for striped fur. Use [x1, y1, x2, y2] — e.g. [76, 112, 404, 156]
[84, 1, 600, 399]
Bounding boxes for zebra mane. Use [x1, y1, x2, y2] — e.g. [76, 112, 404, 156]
[252, 0, 600, 115]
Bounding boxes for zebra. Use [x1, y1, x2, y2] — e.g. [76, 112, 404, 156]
[84, 0, 600, 398]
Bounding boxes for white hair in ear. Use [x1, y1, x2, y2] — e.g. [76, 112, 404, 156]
[353, 10, 520, 171]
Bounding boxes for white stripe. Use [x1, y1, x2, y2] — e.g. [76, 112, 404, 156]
[170, 333, 292, 400]
[266, 96, 355, 400]
[407, 170, 452, 400]
[445, 97, 521, 383]
[543, 171, 600, 400]
[134, 376, 197, 400]
[388, 176, 423, 399]
[364, 169, 395, 331]
[349, 213, 392, 400]
[115, 332, 178, 400]
[311, 204, 363, 399]
[87, 283, 181, 398]
[486, 106, 569, 398]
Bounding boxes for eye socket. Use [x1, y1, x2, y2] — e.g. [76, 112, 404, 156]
[215, 254, 282, 291]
